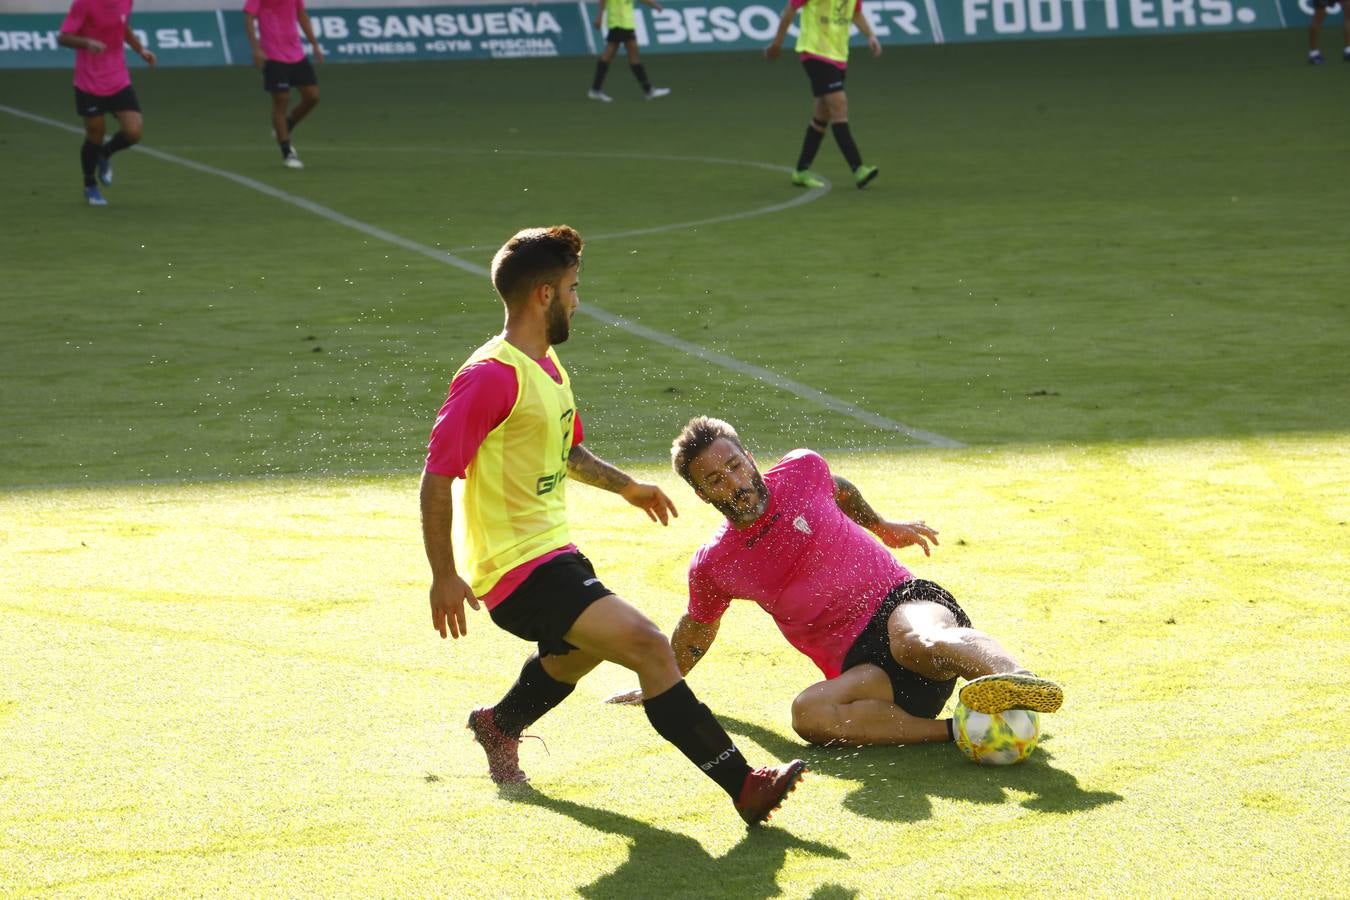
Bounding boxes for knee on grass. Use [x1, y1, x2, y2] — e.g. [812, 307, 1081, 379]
[790, 693, 836, 746]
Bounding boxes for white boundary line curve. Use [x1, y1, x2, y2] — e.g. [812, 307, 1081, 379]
[0, 102, 963, 450]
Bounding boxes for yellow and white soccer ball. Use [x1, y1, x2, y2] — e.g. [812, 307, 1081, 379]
[952, 702, 1040, 765]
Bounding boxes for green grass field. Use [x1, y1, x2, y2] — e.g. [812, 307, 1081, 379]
[2, 27, 1349, 896]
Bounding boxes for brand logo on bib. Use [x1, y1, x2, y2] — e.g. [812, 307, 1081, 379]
[793, 515, 812, 535]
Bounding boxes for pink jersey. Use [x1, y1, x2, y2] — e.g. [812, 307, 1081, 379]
[686, 449, 912, 678]
[425, 353, 584, 608]
[244, 0, 306, 64]
[61, 0, 133, 97]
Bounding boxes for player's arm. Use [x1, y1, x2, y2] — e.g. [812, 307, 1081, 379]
[420, 470, 480, 640]
[123, 24, 156, 66]
[672, 614, 719, 674]
[606, 614, 720, 703]
[243, 12, 265, 68]
[57, 33, 103, 51]
[765, 1, 795, 60]
[833, 474, 938, 555]
[852, 2, 881, 57]
[297, 5, 323, 63]
[593, 0, 606, 30]
[567, 443, 678, 525]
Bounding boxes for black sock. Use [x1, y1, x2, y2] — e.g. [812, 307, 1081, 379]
[492, 654, 576, 737]
[592, 60, 610, 91]
[279, 140, 293, 158]
[631, 63, 651, 92]
[796, 119, 827, 171]
[102, 132, 133, 157]
[80, 140, 100, 187]
[831, 122, 863, 171]
[643, 680, 751, 798]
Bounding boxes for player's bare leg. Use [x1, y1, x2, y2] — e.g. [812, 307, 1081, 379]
[565, 594, 803, 824]
[887, 601, 1062, 714]
[289, 84, 320, 130]
[822, 90, 848, 125]
[82, 113, 106, 145]
[270, 91, 291, 142]
[539, 648, 604, 684]
[887, 600, 1019, 681]
[790, 665, 950, 746]
[110, 108, 143, 144]
[1309, 8, 1328, 62]
[562, 594, 683, 696]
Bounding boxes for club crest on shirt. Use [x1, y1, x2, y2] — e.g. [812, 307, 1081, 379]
[793, 515, 812, 535]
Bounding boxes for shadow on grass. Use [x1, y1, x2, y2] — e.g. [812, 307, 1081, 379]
[720, 716, 1122, 823]
[504, 784, 848, 900]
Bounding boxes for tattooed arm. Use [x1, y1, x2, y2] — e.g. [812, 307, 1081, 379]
[605, 614, 720, 703]
[568, 443, 679, 525]
[833, 474, 939, 556]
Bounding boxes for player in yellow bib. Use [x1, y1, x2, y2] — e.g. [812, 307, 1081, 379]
[766, 0, 881, 189]
[588, 0, 671, 101]
[420, 225, 805, 825]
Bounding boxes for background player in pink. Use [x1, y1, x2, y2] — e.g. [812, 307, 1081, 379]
[244, 0, 323, 169]
[609, 417, 1063, 749]
[57, 0, 156, 206]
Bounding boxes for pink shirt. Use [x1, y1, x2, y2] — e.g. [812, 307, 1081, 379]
[686, 450, 913, 679]
[425, 353, 584, 608]
[61, 0, 133, 96]
[244, 0, 306, 64]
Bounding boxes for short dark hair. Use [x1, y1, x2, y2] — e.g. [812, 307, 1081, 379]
[671, 416, 744, 487]
[490, 225, 584, 305]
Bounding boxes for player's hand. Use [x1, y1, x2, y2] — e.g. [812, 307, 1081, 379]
[312, 45, 324, 64]
[593, 15, 603, 29]
[430, 574, 480, 639]
[86, 38, 106, 53]
[764, 42, 781, 61]
[876, 520, 938, 555]
[620, 481, 678, 526]
[252, 49, 265, 69]
[141, 48, 157, 66]
[604, 689, 644, 705]
[868, 35, 881, 57]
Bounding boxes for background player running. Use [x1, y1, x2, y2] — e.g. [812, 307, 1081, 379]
[588, 0, 671, 102]
[57, 0, 156, 206]
[1307, 0, 1350, 64]
[766, 0, 880, 189]
[244, 0, 323, 169]
[608, 417, 1063, 749]
[421, 230, 803, 825]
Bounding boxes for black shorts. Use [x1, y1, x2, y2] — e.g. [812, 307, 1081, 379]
[488, 552, 612, 657]
[840, 579, 973, 719]
[263, 58, 318, 93]
[74, 85, 140, 118]
[1312, 0, 1341, 8]
[802, 57, 847, 97]
[605, 27, 637, 44]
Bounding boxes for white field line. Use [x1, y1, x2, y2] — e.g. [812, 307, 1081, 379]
[924, 0, 945, 43]
[215, 9, 234, 65]
[578, 0, 597, 54]
[0, 102, 963, 449]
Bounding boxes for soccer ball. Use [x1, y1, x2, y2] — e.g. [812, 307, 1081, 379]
[952, 702, 1040, 765]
